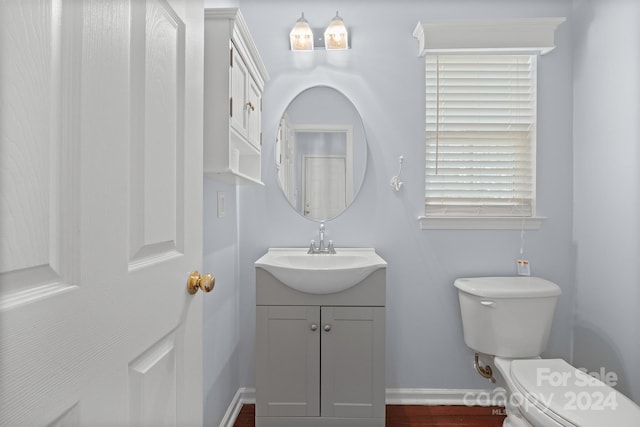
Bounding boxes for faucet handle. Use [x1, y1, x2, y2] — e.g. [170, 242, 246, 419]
[308, 240, 317, 254]
[328, 240, 336, 254]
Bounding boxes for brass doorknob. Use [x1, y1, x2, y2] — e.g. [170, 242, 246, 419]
[187, 270, 215, 294]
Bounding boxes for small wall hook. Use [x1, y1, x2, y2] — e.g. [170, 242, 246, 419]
[390, 155, 404, 192]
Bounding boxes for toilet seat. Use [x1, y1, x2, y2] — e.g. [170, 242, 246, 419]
[510, 359, 640, 427]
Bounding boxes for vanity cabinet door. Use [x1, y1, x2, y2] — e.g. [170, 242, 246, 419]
[320, 306, 386, 419]
[229, 43, 261, 149]
[229, 43, 249, 138]
[246, 77, 262, 148]
[255, 306, 320, 417]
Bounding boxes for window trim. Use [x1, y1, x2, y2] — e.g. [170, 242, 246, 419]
[413, 18, 566, 56]
[418, 215, 546, 230]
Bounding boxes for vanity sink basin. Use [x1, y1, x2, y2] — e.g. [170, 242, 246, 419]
[255, 248, 387, 294]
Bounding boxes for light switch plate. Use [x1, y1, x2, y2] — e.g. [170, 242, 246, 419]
[217, 191, 225, 218]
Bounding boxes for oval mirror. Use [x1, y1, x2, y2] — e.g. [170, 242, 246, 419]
[275, 86, 367, 221]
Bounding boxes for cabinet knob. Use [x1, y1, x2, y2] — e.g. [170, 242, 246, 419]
[310, 324, 318, 331]
[246, 101, 255, 111]
[323, 324, 331, 332]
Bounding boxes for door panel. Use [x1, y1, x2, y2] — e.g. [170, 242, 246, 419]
[0, 0, 204, 424]
[304, 156, 346, 220]
[230, 44, 249, 136]
[321, 306, 386, 419]
[129, 331, 178, 427]
[0, 2, 83, 423]
[0, 0, 79, 303]
[255, 305, 320, 417]
[247, 77, 261, 147]
[129, 0, 186, 268]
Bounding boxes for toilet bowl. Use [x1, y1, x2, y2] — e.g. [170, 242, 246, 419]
[494, 357, 640, 427]
[454, 277, 640, 427]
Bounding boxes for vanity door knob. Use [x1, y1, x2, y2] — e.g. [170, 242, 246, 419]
[310, 324, 318, 331]
[323, 324, 331, 332]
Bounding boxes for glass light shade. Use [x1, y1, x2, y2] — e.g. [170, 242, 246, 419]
[324, 11, 348, 50]
[290, 13, 314, 51]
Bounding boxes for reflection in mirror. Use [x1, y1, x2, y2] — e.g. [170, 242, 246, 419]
[276, 86, 367, 221]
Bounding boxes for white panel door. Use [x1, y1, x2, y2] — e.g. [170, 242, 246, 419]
[304, 156, 347, 220]
[0, 0, 205, 425]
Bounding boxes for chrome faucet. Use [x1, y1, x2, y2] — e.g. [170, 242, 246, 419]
[308, 222, 336, 254]
[319, 222, 326, 251]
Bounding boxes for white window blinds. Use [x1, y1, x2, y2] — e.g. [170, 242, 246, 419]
[425, 55, 536, 217]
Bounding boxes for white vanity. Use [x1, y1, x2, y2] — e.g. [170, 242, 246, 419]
[255, 248, 387, 427]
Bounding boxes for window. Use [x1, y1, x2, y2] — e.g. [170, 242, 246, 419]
[424, 55, 536, 219]
[412, 18, 565, 229]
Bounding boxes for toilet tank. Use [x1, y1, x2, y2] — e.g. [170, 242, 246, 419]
[454, 277, 561, 358]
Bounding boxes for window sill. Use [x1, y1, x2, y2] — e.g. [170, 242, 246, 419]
[418, 216, 546, 230]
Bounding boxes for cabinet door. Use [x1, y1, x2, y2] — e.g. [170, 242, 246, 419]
[246, 76, 261, 148]
[321, 306, 386, 419]
[229, 43, 248, 137]
[255, 306, 320, 417]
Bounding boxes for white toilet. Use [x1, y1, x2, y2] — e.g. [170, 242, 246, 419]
[454, 276, 640, 427]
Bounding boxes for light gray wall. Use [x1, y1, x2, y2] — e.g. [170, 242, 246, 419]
[236, 0, 575, 392]
[202, 0, 242, 424]
[572, 0, 640, 403]
[203, 179, 240, 426]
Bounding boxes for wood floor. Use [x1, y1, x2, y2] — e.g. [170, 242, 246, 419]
[233, 404, 507, 426]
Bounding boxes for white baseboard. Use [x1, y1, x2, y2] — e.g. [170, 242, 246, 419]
[385, 387, 501, 406]
[220, 387, 501, 427]
[218, 388, 255, 427]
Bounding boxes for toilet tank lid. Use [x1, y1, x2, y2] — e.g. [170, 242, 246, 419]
[454, 276, 561, 298]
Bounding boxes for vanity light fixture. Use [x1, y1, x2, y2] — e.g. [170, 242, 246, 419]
[290, 12, 314, 51]
[289, 11, 350, 51]
[324, 11, 349, 50]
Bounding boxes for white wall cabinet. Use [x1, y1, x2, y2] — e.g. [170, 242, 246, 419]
[204, 8, 268, 184]
[255, 269, 386, 427]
